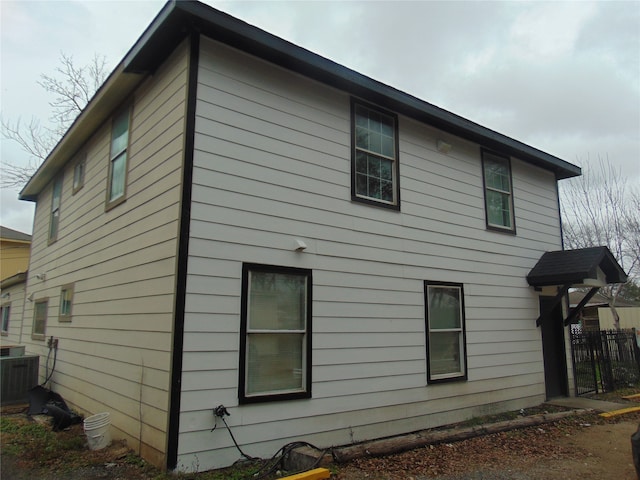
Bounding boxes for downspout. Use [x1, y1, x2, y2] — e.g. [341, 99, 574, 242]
[167, 30, 200, 471]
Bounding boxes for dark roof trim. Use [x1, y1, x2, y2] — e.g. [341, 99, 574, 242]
[527, 246, 628, 287]
[125, 1, 580, 180]
[21, 0, 580, 201]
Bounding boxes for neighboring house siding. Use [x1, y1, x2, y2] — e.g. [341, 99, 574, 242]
[0, 239, 30, 281]
[0, 280, 26, 343]
[598, 307, 640, 330]
[178, 37, 563, 470]
[20, 41, 189, 466]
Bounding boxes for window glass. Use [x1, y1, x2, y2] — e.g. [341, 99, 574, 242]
[482, 152, 515, 231]
[49, 176, 63, 242]
[1, 305, 10, 333]
[33, 300, 48, 338]
[426, 283, 466, 382]
[73, 156, 85, 192]
[60, 285, 73, 320]
[108, 108, 130, 204]
[241, 265, 311, 403]
[352, 101, 398, 206]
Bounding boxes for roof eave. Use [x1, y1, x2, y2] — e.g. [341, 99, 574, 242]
[20, 0, 581, 201]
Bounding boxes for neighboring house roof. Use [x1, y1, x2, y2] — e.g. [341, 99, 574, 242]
[0, 271, 27, 290]
[527, 246, 628, 287]
[0, 226, 32, 243]
[20, 0, 581, 202]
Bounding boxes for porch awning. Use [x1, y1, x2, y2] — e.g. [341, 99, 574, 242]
[526, 247, 628, 327]
[527, 246, 627, 288]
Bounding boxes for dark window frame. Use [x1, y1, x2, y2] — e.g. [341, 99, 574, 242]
[351, 98, 401, 210]
[239, 263, 313, 404]
[481, 150, 516, 234]
[425, 280, 468, 384]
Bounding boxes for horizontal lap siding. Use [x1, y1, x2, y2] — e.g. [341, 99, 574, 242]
[179, 38, 562, 470]
[20, 42, 189, 465]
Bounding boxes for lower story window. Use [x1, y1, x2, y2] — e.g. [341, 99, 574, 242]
[425, 281, 467, 383]
[33, 299, 48, 339]
[239, 263, 312, 403]
[1, 304, 10, 334]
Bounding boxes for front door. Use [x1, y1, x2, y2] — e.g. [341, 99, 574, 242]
[539, 297, 568, 399]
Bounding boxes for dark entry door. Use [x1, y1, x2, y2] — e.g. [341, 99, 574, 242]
[539, 297, 568, 399]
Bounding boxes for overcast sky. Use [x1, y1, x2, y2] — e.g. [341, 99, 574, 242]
[1, 0, 639, 235]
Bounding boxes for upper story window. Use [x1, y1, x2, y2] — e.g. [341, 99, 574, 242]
[351, 100, 400, 209]
[49, 175, 63, 243]
[107, 107, 131, 208]
[482, 151, 515, 233]
[239, 263, 312, 404]
[425, 281, 467, 383]
[72, 154, 86, 194]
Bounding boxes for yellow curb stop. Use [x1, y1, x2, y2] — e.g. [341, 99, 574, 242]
[599, 406, 640, 418]
[621, 393, 640, 400]
[279, 467, 331, 480]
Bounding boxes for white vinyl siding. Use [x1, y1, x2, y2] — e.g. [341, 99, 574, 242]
[21, 40, 190, 465]
[179, 37, 565, 471]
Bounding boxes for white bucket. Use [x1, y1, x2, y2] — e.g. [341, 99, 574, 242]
[83, 412, 111, 450]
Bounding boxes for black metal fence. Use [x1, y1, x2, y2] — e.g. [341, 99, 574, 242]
[570, 328, 640, 396]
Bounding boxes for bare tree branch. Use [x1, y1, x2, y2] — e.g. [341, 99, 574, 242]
[1, 52, 108, 188]
[560, 155, 640, 326]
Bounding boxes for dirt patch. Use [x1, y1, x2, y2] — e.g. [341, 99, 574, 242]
[333, 413, 640, 480]
[2, 403, 640, 479]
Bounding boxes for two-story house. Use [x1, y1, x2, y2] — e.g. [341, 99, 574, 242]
[14, 0, 626, 472]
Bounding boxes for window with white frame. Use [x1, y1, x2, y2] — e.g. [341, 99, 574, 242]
[49, 175, 63, 243]
[107, 108, 130, 207]
[352, 100, 400, 208]
[425, 281, 467, 383]
[32, 299, 48, 339]
[59, 284, 74, 321]
[1, 304, 10, 335]
[482, 151, 515, 232]
[239, 264, 312, 403]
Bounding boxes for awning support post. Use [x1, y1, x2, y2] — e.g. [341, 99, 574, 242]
[536, 284, 571, 327]
[563, 287, 600, 326]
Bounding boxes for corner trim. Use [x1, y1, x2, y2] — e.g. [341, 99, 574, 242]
[167, 31, 199, 471]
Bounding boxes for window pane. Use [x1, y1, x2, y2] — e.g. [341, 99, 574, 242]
[486, 190, 512, 227]
[49, 210, 59, 240]
[112, 110, 129, 156]
[249, 272, 306, 330]
[1, 306, 9, 332]
[484, 159, 510, 192]
[110, 153, 126, 200]
[60, 289, 72, 316]
[34, 301, 47, 336]
[428, 286, 461, 329]
[246, 333, 304, 395]
[73, 161, 84, 190]
[429, 331, 463, 376]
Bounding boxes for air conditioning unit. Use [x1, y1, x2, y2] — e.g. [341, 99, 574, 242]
[0, 345, 26, 357]
[0, 355, 39, 405]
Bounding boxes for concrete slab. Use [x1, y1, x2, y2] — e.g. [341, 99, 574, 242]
[546, 397, 627, 412]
